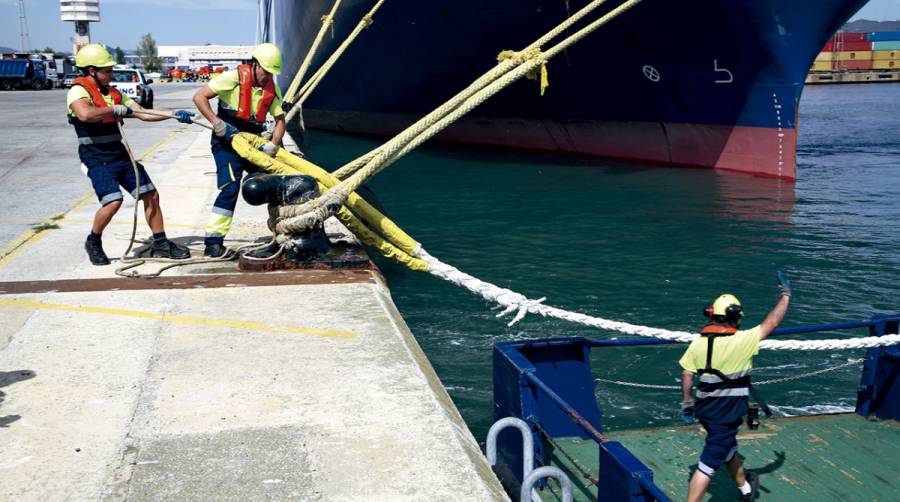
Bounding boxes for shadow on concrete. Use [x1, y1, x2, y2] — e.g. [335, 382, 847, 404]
[0, 369, 36, 428]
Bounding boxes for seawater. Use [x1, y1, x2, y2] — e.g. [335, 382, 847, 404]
[304, 83, 900, 440]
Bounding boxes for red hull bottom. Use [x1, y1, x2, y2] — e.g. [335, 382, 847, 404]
[304, 111, 798, 181]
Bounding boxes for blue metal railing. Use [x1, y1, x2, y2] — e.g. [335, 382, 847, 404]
[493, 314, 900, 502]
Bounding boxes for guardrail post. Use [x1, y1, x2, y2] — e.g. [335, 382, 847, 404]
[486, 417, 534, 484]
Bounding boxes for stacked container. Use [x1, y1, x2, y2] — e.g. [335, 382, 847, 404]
[870, 31, 900, 70]
[812, 31, 900, 71]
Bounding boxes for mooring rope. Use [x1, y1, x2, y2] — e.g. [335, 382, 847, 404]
[595, 359, 867, 390]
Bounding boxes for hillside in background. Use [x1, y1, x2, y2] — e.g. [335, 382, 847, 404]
[844, 19, 900, 32]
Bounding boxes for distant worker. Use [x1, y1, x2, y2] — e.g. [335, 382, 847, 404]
[679, 277, 791, 502]
[192, 43, 287, 258]
[67, 44, 195, 265]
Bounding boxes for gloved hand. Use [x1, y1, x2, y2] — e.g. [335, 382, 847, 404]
[173, 110, 194, 124]
[681, 400, 696, 425]
[213, 121, 239, 141]
[282, 101, 293, 113]
[259, 142, 278, 156]
[113, 104, 133, 118]
[777, 271, 791, 297]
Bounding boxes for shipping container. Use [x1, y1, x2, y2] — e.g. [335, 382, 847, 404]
[873, 40, 900, 51]
[814, 51, 833, 62]
[834, 59, 872, 70]
[836, 51, 872, 60]
[873, 50, 900, 60]
[835, 31, 868, 42]
[811, 61, 833, 71]
[873, 60, 898, 69]
[836, 40, 873, 51]
[868, 31, 900, 42]
[822, 41, 834, 51]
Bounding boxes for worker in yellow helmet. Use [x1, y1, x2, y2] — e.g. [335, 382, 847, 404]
[678, 276, 792, 502]
[192, 43, 287, 257]
[68, 44, 195, 265]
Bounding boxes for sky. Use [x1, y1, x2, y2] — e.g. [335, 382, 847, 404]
[0, 0, 898, 53]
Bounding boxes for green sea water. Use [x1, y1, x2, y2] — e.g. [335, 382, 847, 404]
[303, 83, 900, 441]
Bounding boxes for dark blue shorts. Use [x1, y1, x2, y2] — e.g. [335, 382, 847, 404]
[697, 419, 742, 477]
[83, 160, 156, 206]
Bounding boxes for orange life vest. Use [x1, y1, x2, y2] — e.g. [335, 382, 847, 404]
[236, 64, 275, 123]
[73, 76, 123, 124]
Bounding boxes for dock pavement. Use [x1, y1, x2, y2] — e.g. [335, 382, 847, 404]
[0, 85, 508, 500]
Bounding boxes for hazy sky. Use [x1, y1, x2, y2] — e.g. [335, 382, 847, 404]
[0, 0, 898, 53]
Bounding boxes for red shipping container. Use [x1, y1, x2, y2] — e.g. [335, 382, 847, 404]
[839, 32, 868, 42]
[839, 40, 873, 51]
[834, 59, 872, 70]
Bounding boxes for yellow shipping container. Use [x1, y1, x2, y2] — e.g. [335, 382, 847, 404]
[873, 60, 898, 69]
[873, 50, 900, 60]
[835, 51, 873, 60]
[814, 52, 833, 62]
[811, 61, 832, 71]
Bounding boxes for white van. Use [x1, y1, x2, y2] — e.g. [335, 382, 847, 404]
[110, 68, 154, 108]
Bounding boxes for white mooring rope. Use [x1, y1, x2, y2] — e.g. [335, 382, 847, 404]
[418, 249, 900, 351]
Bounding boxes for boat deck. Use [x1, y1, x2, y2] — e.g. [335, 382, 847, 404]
[537, 413, 900, 501]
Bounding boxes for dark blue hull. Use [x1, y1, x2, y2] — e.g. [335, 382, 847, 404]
[261, 0, 868, 179]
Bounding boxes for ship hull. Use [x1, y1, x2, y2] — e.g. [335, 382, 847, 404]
[260, 0, 868, 180]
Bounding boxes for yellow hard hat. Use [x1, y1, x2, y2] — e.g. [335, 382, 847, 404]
[75, 44, 116, 69]
[251, 43, 282, 75]
[710, 294, 744, 318]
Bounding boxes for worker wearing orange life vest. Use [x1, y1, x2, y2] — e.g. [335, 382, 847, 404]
[67, 44, 193, 265]
[192, 43, 286, 257]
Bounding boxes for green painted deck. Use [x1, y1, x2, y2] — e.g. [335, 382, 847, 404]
[536, 414, 900, 501]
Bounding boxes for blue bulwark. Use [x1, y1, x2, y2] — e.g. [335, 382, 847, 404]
[599, 441, 661, 502]
[856, 316, 900, 421]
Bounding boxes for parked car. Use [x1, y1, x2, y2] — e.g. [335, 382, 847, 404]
[62, 73, 79, 88]
[110, 68, 154, 108]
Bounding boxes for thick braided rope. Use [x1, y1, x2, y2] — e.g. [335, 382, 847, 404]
[295, 0, 386, 106]
[286, 0, 646, 231]
[419, 249, 900, 351]
[283, 0, 343, 105]
[331, 0, 620, 181]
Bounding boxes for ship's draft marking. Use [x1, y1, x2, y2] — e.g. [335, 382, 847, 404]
[773, 92, 784, 178]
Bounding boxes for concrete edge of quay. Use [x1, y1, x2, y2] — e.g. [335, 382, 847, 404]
[0, 119, 509, 501]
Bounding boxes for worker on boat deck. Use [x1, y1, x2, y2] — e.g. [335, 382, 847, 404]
[68, 44, 194, 265]
[192, 43, 287, 258]
[679, 284, 791, 502]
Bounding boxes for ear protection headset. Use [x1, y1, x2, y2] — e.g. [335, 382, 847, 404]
[703, 303, 743, 319]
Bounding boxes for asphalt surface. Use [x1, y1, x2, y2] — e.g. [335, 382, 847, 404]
[0, 83, 204, 254]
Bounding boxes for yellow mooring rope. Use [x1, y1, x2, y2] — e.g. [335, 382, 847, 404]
[280, 0, 645, 234]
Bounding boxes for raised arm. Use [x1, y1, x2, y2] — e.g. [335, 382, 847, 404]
[758, 294, 790, 340]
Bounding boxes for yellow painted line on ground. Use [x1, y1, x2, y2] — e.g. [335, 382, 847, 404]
[0, 298, 357, 339]
[0, 129, 186, 269]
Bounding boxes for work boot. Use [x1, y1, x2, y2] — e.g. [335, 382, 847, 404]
[741, 472, 760, 501]
[204, 242, 228, 258]
[84, 236, 110, 266]
[150, 240, 191, 260]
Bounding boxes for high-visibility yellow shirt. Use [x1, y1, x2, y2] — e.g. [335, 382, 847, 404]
[66, 85, 134, 117]
[208, 69, 284, 118]
[679, 325, 761, 375]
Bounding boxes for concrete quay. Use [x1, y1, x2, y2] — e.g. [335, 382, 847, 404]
[0, 85, 508, 501]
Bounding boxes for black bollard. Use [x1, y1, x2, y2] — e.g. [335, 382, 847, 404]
[241, 174, 330, 262]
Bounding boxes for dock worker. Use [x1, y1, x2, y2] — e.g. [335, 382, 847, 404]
[68, 44, 195, 265]
[191, 43, 287, 258]
[679, 282, 791, 502]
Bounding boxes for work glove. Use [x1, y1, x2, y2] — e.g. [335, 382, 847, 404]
[173, 110, 194, 124]
[681, 400, 696, 425]
[777, 271, 792, 298]
[213, 121, 239, 141]
[113, 104, 133, 118]
[259, 142, 278, 156]
[282, 101, 293, 113]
